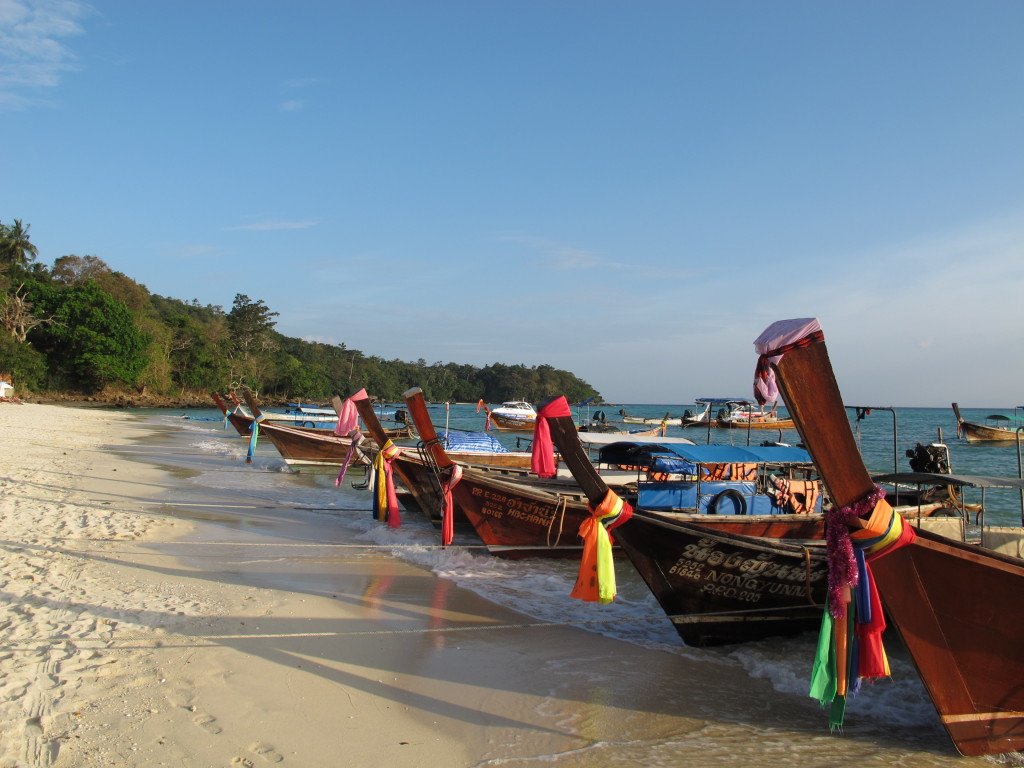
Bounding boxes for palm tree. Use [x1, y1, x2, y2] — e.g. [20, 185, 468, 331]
[0, 219, 39, 270]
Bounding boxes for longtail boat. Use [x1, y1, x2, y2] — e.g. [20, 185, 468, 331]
[537, 398, 830, 646]
[618, 408, 674, 425]
[344, 390, 439, 523]
[212, 392, 255, 437]
[764, 318, 1024, 757]
[951, 402, 1023, 443]
[246, 419, 370, 470]
[234, 388, 376, 470]
[403, 387, 602, 556]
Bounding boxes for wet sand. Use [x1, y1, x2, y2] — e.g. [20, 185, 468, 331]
[0, 403, 1009, 767]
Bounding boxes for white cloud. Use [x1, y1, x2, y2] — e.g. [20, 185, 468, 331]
[0, 0, 92, 109]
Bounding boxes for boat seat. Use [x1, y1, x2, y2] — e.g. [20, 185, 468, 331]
[981, 526, 1024, 558]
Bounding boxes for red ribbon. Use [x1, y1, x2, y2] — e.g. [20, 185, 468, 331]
[440, 464, 463, 546]
[531, 397, 572, 478]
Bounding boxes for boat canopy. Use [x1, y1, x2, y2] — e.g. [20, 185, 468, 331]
[285, 404, 337, 416]
[694, 397, 753, 405]
[662, 444, 812, 465]
[598, 442, 687, 466]
[437, 430, 509, 453]
[872, 472, 1024, 490]
[598, 442, 812, 469]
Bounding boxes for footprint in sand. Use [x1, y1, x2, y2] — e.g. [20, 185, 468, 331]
[193, 713, 223, 734]
[249, 742, 284, 763]
[230, 758, 255, 768]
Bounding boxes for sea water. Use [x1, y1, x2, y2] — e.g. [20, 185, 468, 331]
[124, 404, 1023, 766]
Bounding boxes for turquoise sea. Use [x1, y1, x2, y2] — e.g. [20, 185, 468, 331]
[167, 400, 1024, 525]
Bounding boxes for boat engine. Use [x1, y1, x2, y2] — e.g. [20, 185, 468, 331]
[905, 442, 951, 474]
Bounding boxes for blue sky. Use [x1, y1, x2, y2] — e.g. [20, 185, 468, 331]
[3, 1, 1023, 406]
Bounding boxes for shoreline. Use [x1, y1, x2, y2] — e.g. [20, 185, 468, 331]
[0, 403, 993, 767]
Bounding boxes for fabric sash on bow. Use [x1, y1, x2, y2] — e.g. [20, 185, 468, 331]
[332, 394, 364, 487]
[808, 488, 917, 730]
[246, 413, 267, 464]
[570, 488, 633, 605]
[439, 464, 463, 546]
[372, 439, 403, 528]
[334, 396, 359, 436]
[752, 318, 824, 405]
[531, 397, 572, 478]
[334, 431, 365, 487]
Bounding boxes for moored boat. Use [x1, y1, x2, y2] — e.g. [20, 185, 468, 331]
[538, 398, 830, 646]
[951, 402, 1023, 443]
[765, 317, 1024, 757]
[717, 402, 796, 430]
[479, 400, 538, 431]
[238, 389, 380, 469]
[212, 392, 255, 437]
[404, 387, 603, 556]
[618, 408, 674, 425]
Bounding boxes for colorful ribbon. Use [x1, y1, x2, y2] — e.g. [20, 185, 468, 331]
[531, 397, 572, 478]
[246, 413, 267, 464]
[809, 489, 916, 730]
[570, 489, 633, 605]
[334, 432, 364, 487]
[372, 439, 402, 528]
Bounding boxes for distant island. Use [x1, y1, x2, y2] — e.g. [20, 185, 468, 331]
[0, 219, 601, 407]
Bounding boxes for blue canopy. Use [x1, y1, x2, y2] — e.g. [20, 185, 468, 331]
[597, 442, 684, 466]
[437, 430, 508, 453]
[597, 441, 812, 470]
[660, 444, 812, 465]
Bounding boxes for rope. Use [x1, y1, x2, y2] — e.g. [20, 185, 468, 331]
[545, 495, 569, 549]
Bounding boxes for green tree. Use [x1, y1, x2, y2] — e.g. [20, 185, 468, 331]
[0, 334, 47, 390]
[226, 294, 279, 390]
[28, 280, 150, 392]
[0, 219, 38, 272]
[51, 254, 110, 285]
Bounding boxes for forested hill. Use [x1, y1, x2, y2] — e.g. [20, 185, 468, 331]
[0, 220, 601, 405]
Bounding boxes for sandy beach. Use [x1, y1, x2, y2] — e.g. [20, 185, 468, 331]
[1, 403, 1009, 768]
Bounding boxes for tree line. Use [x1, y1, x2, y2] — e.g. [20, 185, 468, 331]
[0, 219, 602, 404]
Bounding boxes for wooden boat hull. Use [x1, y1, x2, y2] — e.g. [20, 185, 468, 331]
[487, 413, 536, 431]
[952, 402, 1019, 442]
[774, 333, 1024, 756]
[392, 450, 589, 556]
[256, 421, 369, 468]
[717, 417, 796, 430]
[226, 411, 254, 437]
[613, 512, 827, 647]
[957, 421, 1018, 442]
[451, 471, 594, 558]
[869, 527, 1024, 756]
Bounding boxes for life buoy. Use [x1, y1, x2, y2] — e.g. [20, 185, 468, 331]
[708, 489, 747, 515]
